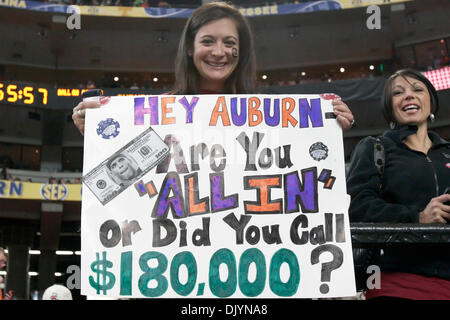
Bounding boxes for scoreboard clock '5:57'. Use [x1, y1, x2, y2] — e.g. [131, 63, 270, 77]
[0, 82, 48, 106]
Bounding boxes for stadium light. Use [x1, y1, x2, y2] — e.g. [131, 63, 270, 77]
[153, 77, 159, 82]
[56, 250, 74, 255]
[301, 72, 306, 76]
[262, 74, 268, 80]
[340, 67, 345, 73]
[1, 272, 61, 279]
[114, 76, 119, 82]
[369, 65, 375, 70]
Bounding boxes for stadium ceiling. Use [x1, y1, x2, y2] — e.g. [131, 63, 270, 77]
[0, 0, 449, 73]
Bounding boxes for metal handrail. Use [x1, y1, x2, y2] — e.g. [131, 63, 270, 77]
[351, 222, 450, 245]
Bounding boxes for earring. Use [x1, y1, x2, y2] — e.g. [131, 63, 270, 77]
[389, 122, 396, 129]
[429, 113, 435, 123]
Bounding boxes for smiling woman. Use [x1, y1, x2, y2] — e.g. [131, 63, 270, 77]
[391, 77, 431, 124]
[171, 2, 256, 95]
[382, 69, 439, 129]
[71, 1, 356, 134]
[346, 68, 450, 300]
[192, 18, 240, 92]
[381, 69, 440, 153]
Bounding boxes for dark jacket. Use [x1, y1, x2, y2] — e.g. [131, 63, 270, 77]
[347, 125, 450, 279]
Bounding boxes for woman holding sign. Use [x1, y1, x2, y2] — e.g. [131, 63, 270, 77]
[347, 69, 450, 299]
[72, 2, 354, 133]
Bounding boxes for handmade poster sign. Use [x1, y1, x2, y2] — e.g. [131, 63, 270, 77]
[80, 94, 356, 298]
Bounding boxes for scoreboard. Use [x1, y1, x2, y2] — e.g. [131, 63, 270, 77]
[0, 82, 49, 106]
[0, 81, 163, 109]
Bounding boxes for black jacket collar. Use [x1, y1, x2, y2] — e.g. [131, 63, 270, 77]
[382, 124, 449, 147]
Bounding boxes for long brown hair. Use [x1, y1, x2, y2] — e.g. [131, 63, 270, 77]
[171, 2, 256, 94]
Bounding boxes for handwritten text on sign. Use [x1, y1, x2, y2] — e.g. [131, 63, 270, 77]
[81, 94, 356, 298]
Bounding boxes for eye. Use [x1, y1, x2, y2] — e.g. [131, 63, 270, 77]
[392, 91, 402, 96]
[225, 40, 237, 47]
[200, 39, 214, 45]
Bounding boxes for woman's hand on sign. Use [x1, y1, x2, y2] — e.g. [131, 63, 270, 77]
[72, 100, 101, 136]
[332, 98, 355, 131]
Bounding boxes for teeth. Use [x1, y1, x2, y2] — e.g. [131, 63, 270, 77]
[207, 62, 225, 67]
[403, 105, 419, 111]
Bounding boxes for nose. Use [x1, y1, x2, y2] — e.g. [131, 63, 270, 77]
[403, 87, 416, 101]
[211, 43, 226, 57]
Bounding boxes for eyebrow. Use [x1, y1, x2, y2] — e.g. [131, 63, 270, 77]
[199, 35, 238, 41]
[393, 82, 425, 90]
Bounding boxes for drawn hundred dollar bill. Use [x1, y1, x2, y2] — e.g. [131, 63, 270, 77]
[82, 127, 169, 205]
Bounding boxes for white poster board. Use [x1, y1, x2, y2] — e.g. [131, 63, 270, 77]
[80, 94, 356, 299]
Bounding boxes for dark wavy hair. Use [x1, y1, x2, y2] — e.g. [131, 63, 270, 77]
[171, 2, 256, 94]
[382, 68, 439, 124]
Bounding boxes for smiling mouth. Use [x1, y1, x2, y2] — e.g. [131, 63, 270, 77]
[402, 104, 420, 112]
[205, 61, 227, 68]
